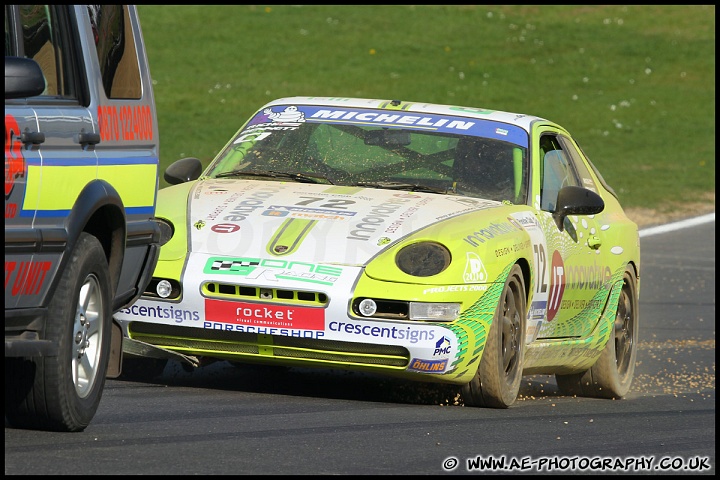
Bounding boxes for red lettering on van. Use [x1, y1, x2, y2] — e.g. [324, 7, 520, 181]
[4, 114, 25, 199]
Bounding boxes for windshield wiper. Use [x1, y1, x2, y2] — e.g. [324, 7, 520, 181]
[352, 181, 448, 194]
[215, 170, 333, 184]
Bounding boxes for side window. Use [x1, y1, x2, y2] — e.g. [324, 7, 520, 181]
[87, 5, 141, 99]
[558, 136, 599, 194]
[574, 141, 618, 199]
[17, 5, 69, 97]
[5, 7, 15, 56]
[539, 134, 581, 211]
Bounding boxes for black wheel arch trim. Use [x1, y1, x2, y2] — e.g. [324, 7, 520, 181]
[5, 180, 129, 308]
[5, 179, 161, 355]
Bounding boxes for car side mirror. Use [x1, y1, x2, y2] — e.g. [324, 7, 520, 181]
[5, 56, 46, 99]
[164, 157, 203, 185]
[552, 185, 605, 231]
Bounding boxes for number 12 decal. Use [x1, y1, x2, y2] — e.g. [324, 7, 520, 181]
[533, 243, 547, 294]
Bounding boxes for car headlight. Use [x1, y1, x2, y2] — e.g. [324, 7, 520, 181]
[143, 277, 182, 299]
[395, 241, 451, 277]
[409, 302, 460, 321]
[352, 298, 460, 322]
[156, 279, 173, 298]
[358, 298, 378, 316]
[156, 218, 174, 246]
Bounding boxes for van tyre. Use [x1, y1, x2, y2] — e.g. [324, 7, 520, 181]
[5, 233, 112, 432]
[556, 265, 638, 399]
[462, 264, 526, 408]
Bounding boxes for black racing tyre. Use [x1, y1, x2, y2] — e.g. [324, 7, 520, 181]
[556, 264, 638, 399]
[5, 233, 113, 432]
[462, 264, 526, 408]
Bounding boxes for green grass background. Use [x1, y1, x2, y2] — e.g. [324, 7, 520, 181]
[137, 5, 715, 214]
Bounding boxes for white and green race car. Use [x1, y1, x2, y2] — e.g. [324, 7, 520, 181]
[115, 96, 641, 408]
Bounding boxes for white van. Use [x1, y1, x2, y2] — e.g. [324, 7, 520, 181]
[5, 5, 164, 431]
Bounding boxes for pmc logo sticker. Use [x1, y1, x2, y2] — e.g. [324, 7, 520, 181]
[547, 250, 565, 321]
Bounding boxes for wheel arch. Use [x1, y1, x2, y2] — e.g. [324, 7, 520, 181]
[66, 180, 126, 297]
[627, 259, 640, 285]
[514, 256, 532, 308]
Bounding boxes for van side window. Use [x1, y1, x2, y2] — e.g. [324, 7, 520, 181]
[5, 8, 14, 56]
[18, 5, 68, 97]
[87, 5, 141, 99]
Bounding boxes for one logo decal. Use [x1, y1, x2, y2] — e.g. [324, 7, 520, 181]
[208, 258, 260, 274]
[205, 257, 342, 286]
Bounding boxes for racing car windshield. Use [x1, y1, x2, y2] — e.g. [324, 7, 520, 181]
[205, 104, 529, 204]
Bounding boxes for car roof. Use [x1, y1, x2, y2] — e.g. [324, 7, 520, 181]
[262, 96, 555, 133]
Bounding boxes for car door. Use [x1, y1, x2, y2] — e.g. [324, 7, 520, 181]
[4, 104, 41, 310]
[533, 129, 607, 339]
[5, 5, 97, 310]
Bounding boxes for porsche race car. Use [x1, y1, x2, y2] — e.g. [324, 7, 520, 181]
[114, 96, 641, 408]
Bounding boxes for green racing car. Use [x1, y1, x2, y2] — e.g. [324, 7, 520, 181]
[114, 96, 640, 408]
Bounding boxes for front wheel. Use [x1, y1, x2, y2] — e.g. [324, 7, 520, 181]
[462, 264, 526, 408]
[556, 264, 639, 399]
[5, 233, 113, 432]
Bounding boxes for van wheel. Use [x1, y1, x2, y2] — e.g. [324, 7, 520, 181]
[5, 233, 112, 432]
[556, 265, 638, 398]
[462, 264, 526, 408]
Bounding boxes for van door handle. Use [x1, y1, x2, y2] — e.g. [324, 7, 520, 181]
[20, 131, 45, 146]
[77, 132, 101, 147]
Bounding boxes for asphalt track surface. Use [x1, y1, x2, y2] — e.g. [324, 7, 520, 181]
[5, 214, 715, 475]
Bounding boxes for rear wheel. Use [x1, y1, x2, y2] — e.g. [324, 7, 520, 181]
[556, 265, 638, 398]
[462, 264, 526, 408]
[5, 233, 112, 432]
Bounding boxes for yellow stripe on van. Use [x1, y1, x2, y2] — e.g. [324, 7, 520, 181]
[98, 164, 158, 206]
[23, 164, 157, 211]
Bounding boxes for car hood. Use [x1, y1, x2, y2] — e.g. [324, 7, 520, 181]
[183, 179, 501, 265]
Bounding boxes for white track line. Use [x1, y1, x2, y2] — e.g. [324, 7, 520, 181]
[638, 212, 716, 238]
